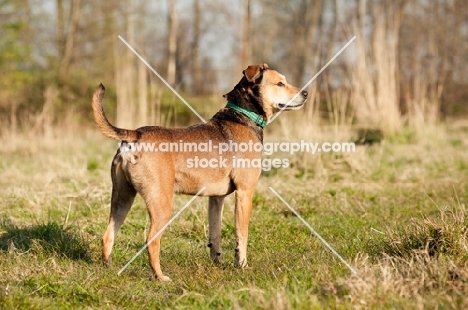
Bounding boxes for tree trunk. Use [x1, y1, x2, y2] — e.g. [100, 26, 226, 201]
[192, 0, 203, 94]
[240, 0, 251, 70]
[58, 0, 81, 87]
[349, 0, 404, 135]
[138, 51, 148, 125]
[294, 0, 323, 85]
[56, 0, 65, 62]
[167, 0, 178, 86]
[116, 0, 136, 128]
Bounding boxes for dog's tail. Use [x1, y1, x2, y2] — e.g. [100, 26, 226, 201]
[92, 84, 138, 141]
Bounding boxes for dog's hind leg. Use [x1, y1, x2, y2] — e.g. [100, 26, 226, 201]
[102, 155, 136, 267]
[208, 196, 225, 263]
[142, 183, 174, 282]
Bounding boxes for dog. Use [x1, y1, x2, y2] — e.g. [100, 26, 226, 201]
[92, 63, 307, 281]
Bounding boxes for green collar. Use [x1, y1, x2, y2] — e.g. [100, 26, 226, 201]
[225, 101, 267, 128]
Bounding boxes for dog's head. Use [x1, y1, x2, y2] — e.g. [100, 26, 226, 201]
[224, 63, 307, 121]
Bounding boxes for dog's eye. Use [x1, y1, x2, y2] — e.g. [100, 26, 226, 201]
[276, 82, 285, 87]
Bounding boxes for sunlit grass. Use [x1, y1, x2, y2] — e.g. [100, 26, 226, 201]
[0, 125, 467, 308]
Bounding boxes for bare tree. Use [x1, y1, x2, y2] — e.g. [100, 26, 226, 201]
[167, 0, 178, 86]
[346, 0, 406, 135]
[401, 0, 462, 127]
[292, 0, 323, 85]
[240, 0, 251, 70]
[57, 0, 82, 91]
[114, 0, 138, 128]
[56, 0, 65, 66]
[138, 50, 148, 125]
[192, 0, 203, 94]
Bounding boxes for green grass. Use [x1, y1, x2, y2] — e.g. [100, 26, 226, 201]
[0, 126, 467, 309]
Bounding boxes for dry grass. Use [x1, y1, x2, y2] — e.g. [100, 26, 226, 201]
[0, 122, 467, 308]
[328, 201, 468, 309]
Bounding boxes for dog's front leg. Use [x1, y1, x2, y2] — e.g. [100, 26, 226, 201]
[208, 196, 225, 263]
[234, 189, 254, 268]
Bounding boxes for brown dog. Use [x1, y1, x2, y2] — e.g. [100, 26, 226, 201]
[92, 63, 307, 281]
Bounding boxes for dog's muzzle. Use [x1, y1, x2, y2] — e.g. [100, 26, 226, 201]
[278, 91, 308, 110]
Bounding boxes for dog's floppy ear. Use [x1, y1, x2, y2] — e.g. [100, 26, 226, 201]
[243, 63, 269, 83]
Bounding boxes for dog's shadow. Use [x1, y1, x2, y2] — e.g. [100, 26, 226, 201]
[0, 218, 91, 262]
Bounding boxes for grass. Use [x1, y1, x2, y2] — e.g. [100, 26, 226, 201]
[0, 125, 467, 309]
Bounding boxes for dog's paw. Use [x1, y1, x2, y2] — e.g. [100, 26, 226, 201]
[157, 275, 172, 282]
[234, 248, 248, 268]
[102, 256, 112, 267]
[150, 274, 172, 282]
[234, 258, 248, 269]
[210, 250, 223, 264]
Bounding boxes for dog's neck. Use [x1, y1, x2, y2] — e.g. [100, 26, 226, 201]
[223, 84, 267, 120]
[212, 107, 264, 143]
[215, 82, 273, 142]
[225, 102, 267, 128]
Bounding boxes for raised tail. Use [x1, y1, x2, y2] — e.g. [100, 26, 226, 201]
[92, 84, 138, 141]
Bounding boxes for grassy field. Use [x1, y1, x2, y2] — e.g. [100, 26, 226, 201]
[0, 124, 467, 309]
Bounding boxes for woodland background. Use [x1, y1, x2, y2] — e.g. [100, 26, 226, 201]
[1, 0, 467, 135]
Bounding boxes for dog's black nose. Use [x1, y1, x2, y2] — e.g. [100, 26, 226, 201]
[302, 90, 308, 97]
